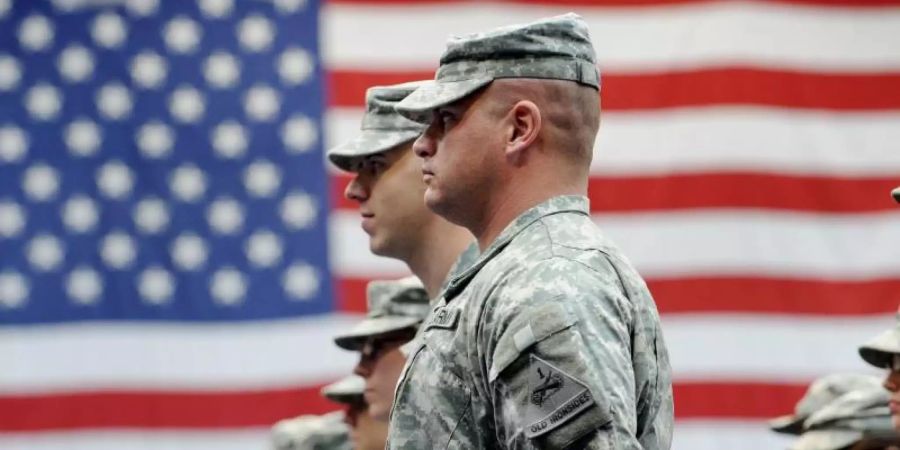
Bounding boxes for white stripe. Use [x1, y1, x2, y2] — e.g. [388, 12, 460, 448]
[330, 210, 900, 279]
[323, 2, 900, 71]
[673, 420, 794, 450]
[327, 108, 900, 176]
[0, 429, 273, 450]
[0, 315, 362, 392]
[665, 314, 889, 381]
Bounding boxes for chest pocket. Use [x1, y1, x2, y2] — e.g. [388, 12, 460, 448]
[391, 310, 478, 450]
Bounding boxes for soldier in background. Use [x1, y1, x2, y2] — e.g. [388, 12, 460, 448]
[328, 82, 473, 298]
[771, 374, 883, 436]
[271, 409, 350, 450]
[388, 13, 673, 449]
[788, 386, 900, 450]
[858, 187, 900, 430]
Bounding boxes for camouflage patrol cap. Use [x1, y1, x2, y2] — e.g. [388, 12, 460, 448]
[321, 374, 365, 405]
[893, 186, 899, 203]
[271, 411, 351, 450]
[790, 387, 898, 450]
[327, 81, 427, 172]
[859, 314, 900, 369]
[395, 13, 599, 123]
[333, 276, 429, 350]
[769, 373, 882, 435]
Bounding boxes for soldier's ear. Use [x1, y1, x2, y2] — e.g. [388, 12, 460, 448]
[504, 100, 541, 166]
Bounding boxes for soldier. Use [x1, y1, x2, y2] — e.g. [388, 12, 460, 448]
[334, 276, 430, 421]
[271, 409, 351, 450]
[328, 82, 473, 298]
[387, 13, 673, 449]
[770, 374, 882, 435]
[858, 187, 900, 429]
[789, 386, 900, 450]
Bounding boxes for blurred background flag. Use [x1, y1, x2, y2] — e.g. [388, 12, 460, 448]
[1, 0, 900, 449]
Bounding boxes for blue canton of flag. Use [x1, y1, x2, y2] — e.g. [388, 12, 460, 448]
[0, 0, 332, 324]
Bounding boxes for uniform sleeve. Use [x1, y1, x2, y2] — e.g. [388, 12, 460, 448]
[480, 261, 638, 449]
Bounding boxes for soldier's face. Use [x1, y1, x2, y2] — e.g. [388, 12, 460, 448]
[345, 402, 388, 450]
[353, 332, 414, 421]
[884, 367, 900, 429]
[343, 143, 433, 259]
[413, 89, 504, 224]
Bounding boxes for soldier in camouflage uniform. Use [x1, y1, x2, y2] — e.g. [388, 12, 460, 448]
[328, 82, 473, 298]
[789, 385, 900, 450]
[771, 374, 883, 436]
[386, 13, 673, 449]
[271, 409, 351, 450]
[858, 187, 900, 430]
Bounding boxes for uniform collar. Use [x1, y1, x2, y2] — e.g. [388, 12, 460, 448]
[442, 195, 590, 301]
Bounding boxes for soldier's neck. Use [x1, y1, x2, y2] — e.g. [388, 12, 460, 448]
[405, 221, 472, 299]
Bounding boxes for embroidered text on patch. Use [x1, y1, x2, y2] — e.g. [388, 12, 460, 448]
[524, 355, 595, 438]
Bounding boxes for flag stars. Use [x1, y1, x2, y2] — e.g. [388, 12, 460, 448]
[170, 164, 207, 202]
[274, 0, 307, 14]
[101, 231, 137, 270]
[0, 200, 25, 238]
[96, 83, 133, 121]
[138, 266, 175, 305]
[66, 267, 103, 306]
[244, 160, 281, 198]
[96, 160, 135, 200]
[199, 0, 234, 19]
[25, 83, 63, 121]
[164, 16, 202, 54]
[23, 163, 60, 202]
[207, 197, 244, 235]
[244, 85, 280, 122]
[18, 15, 54, 52]
[0, 271, 28, 309]
[130, 51, 168, 89]
[134, 197, 170, 235]
[281, 191, 317, 230]
[27, 234, 65, 272]
[210, 267, 247, 306]
[281, 115, 318, 153]
[136, 121, 174, 159]
[278, 47, 314, 86]
[169, 85, 206, 124]
[171, 233, 208, 271]
[204, 51, 240, 89]
[237, 14, 275, 53]
[245, 230, 283, 268]
[58, 45, 95, 84]
[91, 12, 128, 49]
[125, 0, 159, 17]
[65, 119, 102, 156]
[211, 120, 248, 159]
[0, 55, 22, 91]
[0, 125, 28, 163]
[62, 195, 100, 233]
[0, 0, 11, 19]
[283, 263, 319, 301]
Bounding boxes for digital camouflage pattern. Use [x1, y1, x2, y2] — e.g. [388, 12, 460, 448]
[321, 374, 366, 405]
[271, 411, 352, 450]
[790, 386, 900, 450]
[395, 13, 601, 124]
[334, 276, 430, 350]
[387, 196, 673, 449]
[770, 373, 882, 435]
[327, 81, 427, 172]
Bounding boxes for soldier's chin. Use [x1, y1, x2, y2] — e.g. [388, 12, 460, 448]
[893, 413, 900, 430]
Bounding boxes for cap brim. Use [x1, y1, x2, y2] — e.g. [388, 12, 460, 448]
[327, 129, 421, 172]
[395, 77, 494, 124]
[321, 375, 365, 404]
[859, 327, 900, 369]
[769, 414, 805, 435]
[333, 316, 421, 350]
[892, 187, 900, 204]
[789, 429, 862, 450]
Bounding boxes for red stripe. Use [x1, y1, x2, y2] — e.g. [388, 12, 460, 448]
[337, 276, 900, 315]
[0, 381, 807, 430]
[0, 384, 340, 431]
[327, 68, 900, 111]
[327, 0, 900, 6]
[331, 173, 900, 213]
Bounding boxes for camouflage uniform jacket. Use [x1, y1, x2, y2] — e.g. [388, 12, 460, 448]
[387, 195, 674, 449]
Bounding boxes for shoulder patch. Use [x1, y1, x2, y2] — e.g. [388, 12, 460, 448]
[425, 306, 459, 331]
[524, 355, 595, 438]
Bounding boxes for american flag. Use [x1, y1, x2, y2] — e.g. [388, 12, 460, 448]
[2, 0, 899, 449]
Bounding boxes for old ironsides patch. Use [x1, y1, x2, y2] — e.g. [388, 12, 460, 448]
[524, 355, 595, 438]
